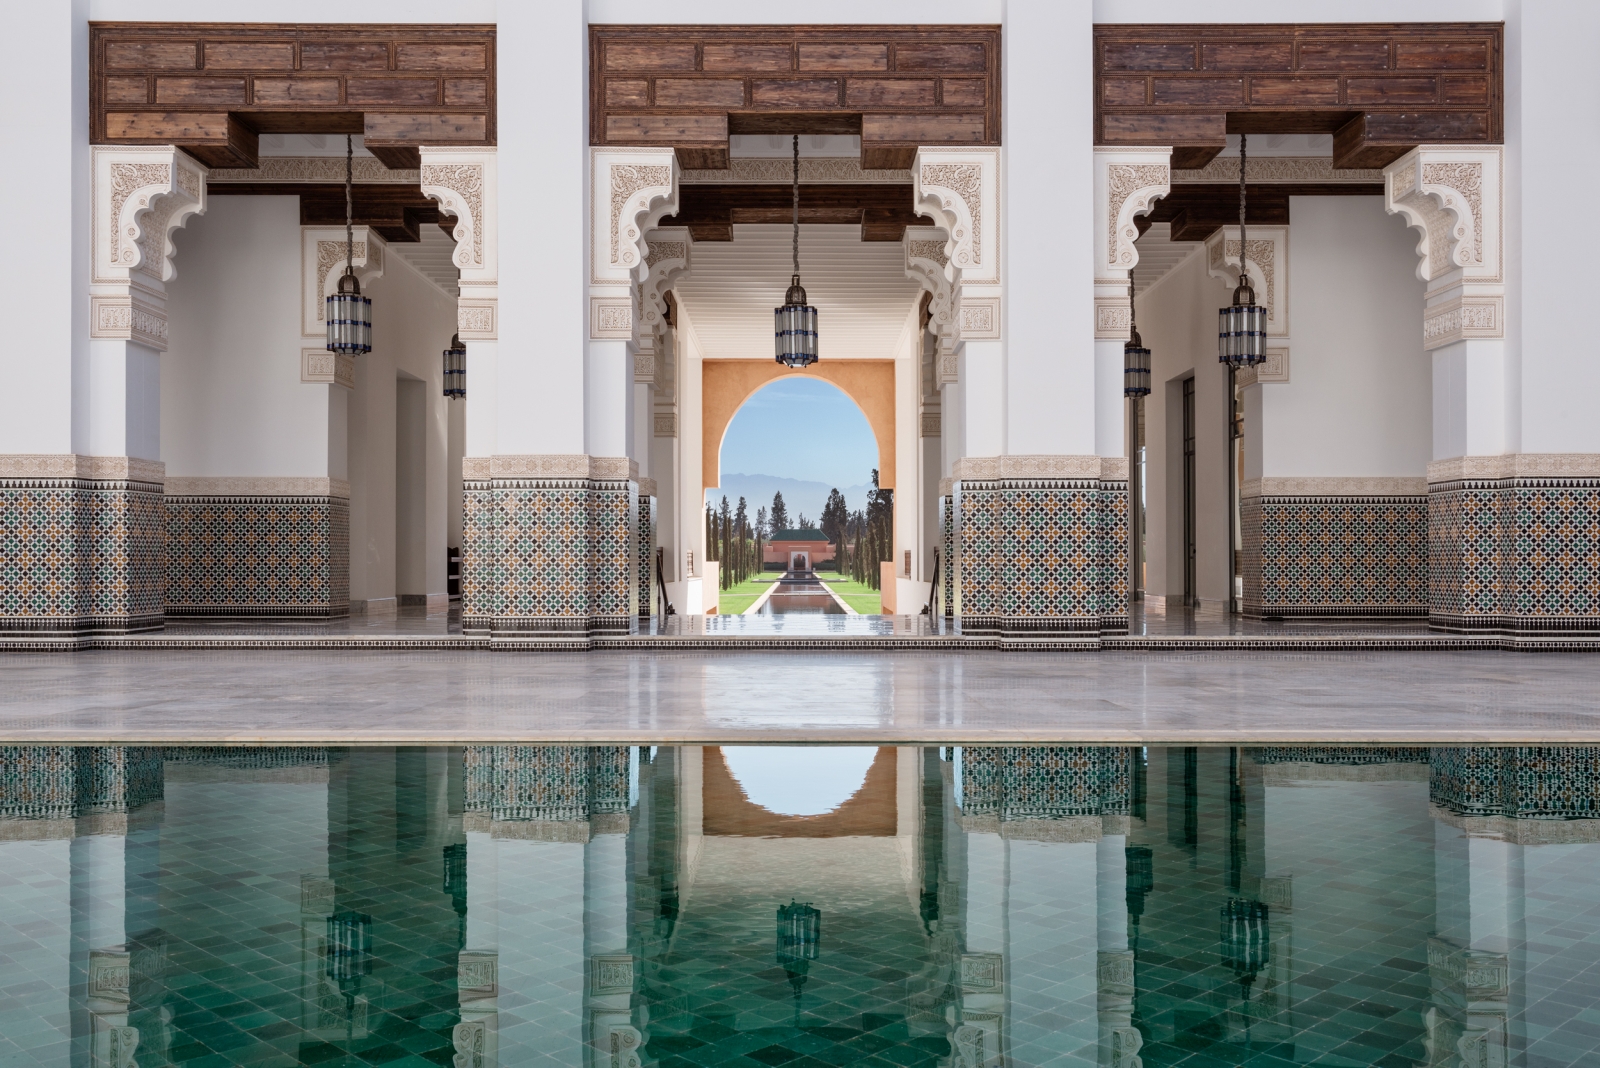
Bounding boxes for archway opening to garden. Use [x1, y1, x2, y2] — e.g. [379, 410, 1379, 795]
[706, 375, 892, 615]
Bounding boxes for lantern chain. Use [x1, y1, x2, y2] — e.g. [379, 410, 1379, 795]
[1237, 133, 1248, 294]
[345, 134, 354, 278]
[792, 134, 800, 278]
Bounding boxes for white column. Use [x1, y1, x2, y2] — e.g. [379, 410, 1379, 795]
[1384, 146, 1506, 466]
[1096, 832, 1136, 1067]
[1007, 1, 1096, 458]
[87, 147, 208, 464]
[1, 4, 82, 457]
[1510, 3, 1600, 455]
[497, 4, 584, 456]
[0, 837, 72, 1066]
[494, 836, 587, 1067]
[1093, 148, 1172, 463]
[585, 829, 637, 1067]
[960, 828, 1007, 1067]
[420, 147, 499, 475]
[1008, 838, 1099, 1068]
[588, 149, 679, 466]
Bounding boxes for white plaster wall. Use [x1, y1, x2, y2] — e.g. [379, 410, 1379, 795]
[1507, 1, 1600, 453]
[1259, 198, 1429, 478]
[165, 197, 331, 477]
[2, 2, 86, 455]
[1135, 248, 1231, 604]
[497, 2, 586, 456]
[1004, 2, 1096, 457]
[348, 252, 457, 605]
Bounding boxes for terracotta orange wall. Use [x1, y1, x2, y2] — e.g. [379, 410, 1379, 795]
[702, 360, 895, 495]
[701, 746, 897, 837]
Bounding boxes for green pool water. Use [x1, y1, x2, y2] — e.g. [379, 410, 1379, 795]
[1, 744, 1595, 1067]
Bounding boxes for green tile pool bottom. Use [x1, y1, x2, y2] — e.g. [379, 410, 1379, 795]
[0, 745, 1597, 1067]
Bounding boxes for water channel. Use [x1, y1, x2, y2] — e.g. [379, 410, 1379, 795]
[756, 569, 848, 615]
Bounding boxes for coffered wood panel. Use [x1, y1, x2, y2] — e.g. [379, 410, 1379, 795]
[590, 25, 1000, 169]
[91, 23, 496, 169]
[1095, 23, 1502, 168]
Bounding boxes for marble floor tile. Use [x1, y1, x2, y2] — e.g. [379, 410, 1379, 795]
[0, 650, 1597, 742]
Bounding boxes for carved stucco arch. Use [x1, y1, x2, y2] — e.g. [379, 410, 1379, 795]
[420, 146, 499, 340]
[700, 361, 897, 496]
[90, 145, 209, 351]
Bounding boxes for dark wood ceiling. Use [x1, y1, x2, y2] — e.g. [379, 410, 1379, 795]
[90, 22, 496, 169]
[590, 25, 1000, 169]
[1095, 22, 1503, 169]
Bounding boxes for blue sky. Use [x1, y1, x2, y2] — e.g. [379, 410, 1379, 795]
[719, 377, 878, 490]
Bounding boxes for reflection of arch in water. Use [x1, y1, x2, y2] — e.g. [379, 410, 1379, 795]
[703, 745, 897, 837]
[702, 360, 894, 495]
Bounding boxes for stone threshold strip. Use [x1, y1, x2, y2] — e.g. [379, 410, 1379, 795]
[2, 633, 1598, 652]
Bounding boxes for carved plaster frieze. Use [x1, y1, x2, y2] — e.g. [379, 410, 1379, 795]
[0, 454, 165, 483]
[90, 295, 168, 348]
[1423, 293, 1503, 351]
[1093, 147, 1170, 340]
[212, 156, 417, 184]
[480, 454, 641, 480]
[938, 477, 953, 497]
[590, 297, 634, 341]
[1094, 299, 1132, 340]
[637, 477, 658, 498]
[421, 147, 498, 341]
[1427, 453, 1600, 483]
[1234, 346, 1290, 387]
[682, 157, 911, 184]
[653, 412, 678, 438]
[301, 347, 357, 390]
[958, 297, 1001, 340]
[640, 227, 692, 336]
[913, 147, 999, 288]
[921, 411, 942, 437]
[419, 147, 496, 282]
[938, 346, 959, 385]
[1096, 148, 1172, 276]
[633, 348, 656, 383]
[1175, 156, 1381, 184]
[903, 226, 955, 335]
[954, 455, 1107, 481]
[92, 146, 208, 287]
[300, 227, 385, 338]
[1241, 475, 1426, 498]
[1385, 146, 1503, 285]
[1428, 803, 1600, 844]
[591, 148, 679, 287]
[165, 475, 352, 498]
[1206, 226, 1288, 337]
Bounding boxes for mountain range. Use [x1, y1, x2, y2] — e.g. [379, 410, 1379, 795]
[705, 472, 876, 528]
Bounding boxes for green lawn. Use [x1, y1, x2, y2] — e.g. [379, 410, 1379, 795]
[815, 571, 882, 615]
[711, 570, 884, 615]
[714, 572, 781, 615]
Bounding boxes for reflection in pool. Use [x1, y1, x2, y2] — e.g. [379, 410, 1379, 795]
[1, 745, 1597, 1066]
[756, 574, 847, 615]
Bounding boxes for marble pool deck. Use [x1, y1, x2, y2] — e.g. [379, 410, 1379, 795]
[2, 646, 1599, 745]
[3, 602, 1596, 650]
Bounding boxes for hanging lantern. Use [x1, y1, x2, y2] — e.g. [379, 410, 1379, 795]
[1218, 134, 1266, 369]
[774, 135, 818, 368]
[777, 899, 821, 965]
[326, 134, 373, 355]
[443, 333, 467, 398]
[1219, 898, 1269, 987]
[326, 910, 374, 990]
[1124, 266, 1152, 397]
